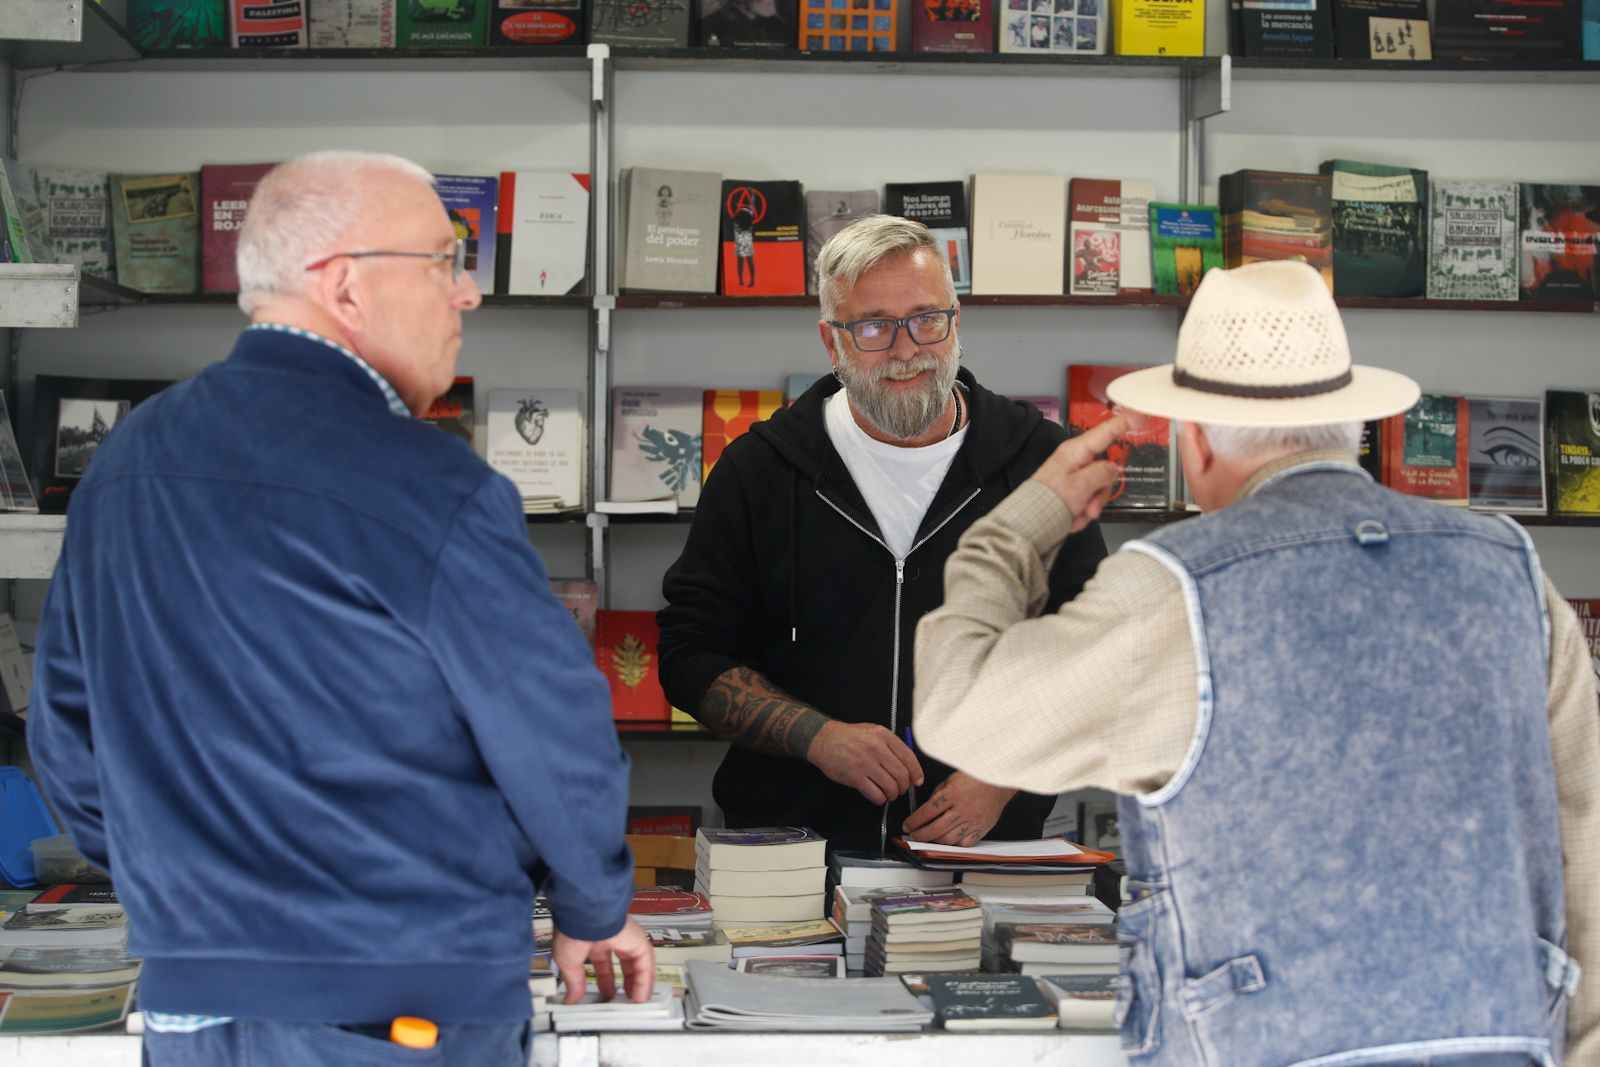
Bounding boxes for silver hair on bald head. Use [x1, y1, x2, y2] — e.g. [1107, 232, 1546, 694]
[816, 214, 957, 321]
[1197, 421, 1363, 460]
[236, 151, 436, 315]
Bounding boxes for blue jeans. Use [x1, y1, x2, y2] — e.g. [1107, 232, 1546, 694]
[142, 1019, 531, 1067]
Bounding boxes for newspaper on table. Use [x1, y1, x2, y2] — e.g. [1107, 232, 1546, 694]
[684, 958, 933, 1032]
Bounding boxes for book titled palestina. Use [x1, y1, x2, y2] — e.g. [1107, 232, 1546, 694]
[230, 0, 309, 46]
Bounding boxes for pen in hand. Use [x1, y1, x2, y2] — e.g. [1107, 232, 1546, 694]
[903, 726, 918, 816]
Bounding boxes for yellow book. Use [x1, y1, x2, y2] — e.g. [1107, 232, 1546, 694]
[1113, 0, 1205, 56]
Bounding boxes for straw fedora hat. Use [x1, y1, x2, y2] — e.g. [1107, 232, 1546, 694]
[1106, 261, 1420, 428]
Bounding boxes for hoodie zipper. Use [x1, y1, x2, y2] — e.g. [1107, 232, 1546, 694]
[814, 485, 983, 850]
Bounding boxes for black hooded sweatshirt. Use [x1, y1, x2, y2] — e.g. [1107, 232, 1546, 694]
[657, 367, 1108, 853]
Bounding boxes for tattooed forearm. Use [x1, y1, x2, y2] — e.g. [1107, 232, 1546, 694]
[696, 666, 829, 760]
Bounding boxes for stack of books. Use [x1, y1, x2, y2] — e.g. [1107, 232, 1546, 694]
[694, 827, 827, 924]
[546, 984, 684, 1032]
[832, 884, 956, 976]
[0, 890, 139, 1035]
[628, 887, 729, 966]
[863, 887, 983, 977]
[980, 897, 1117, 977]
[720, 918, 844, 964]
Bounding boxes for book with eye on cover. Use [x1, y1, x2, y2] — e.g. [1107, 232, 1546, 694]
[1467, 397, 1544, 513]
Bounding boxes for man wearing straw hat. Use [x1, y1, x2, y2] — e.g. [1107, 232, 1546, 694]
[914, 260, 1597, 1065]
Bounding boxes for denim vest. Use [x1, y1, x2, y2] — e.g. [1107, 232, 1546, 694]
[1113, 462, 1578, 1067]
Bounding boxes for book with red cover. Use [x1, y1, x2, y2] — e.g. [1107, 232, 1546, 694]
[1065, 365, 1170, 509]
[1519, 184, 1600, 303]
[1382, 394, 1468, 506]
[702, 389, 782, 484]
[200, 162, 274, 293]
[628, 805, 702, 835]
[595, 609, 670, 721]
[549, 577, 597, 646]
[629, 887, 714, 918]
[492, 0, 584, 43]
[1068, 177, 1156, 295]
[1565, 598, 1600, 708]
[420, 376, 473, 445]
[718, 180, 805, 296]
[913, 0, 995, 52]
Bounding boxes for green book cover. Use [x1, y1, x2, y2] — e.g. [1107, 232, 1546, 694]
[399, 0, 490, 45]
[1426, 179, 1518, 302]
[110, 173, 200, 294]
[1546, 390, 1600, 517]
[0, 162, 33, 264]
[128, 0, 229, 48]
[1148, 202, 1221, 296]
[1321, 158, 1428, 298]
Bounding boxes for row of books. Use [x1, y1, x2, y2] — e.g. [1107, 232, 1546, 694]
[126, 1, 1600, 62]
[0, 883, 140, 1036]
[1, 164, 589, 300]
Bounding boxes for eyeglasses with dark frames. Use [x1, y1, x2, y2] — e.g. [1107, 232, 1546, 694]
[304, 237, 468, 284]
[826, 308, 956, 352]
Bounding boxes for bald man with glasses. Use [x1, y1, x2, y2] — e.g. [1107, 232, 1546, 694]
[31, 151, 651, 1067]
[657, 214, 1108, 855]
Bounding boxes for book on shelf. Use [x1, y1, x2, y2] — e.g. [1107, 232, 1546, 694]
[1331, 0, 1429, 60]
[1229, 0, 1333, 58]
[433, 174, 498, 296]
[420, 376, 474, 446]
[398, 0, 490, 44]
[1566, 598, 1600, 701]
[618, 167, 722, 294]
[497, 172, 587, 296]
[1113, 0, 1205, 55]
[548, 577, 597, 645]
[798, 0, 898, 51]
[0, 612, 31, 713]
[589, 0, 692, 47]
[110, 172, 200, 294]
[1000, 0, 1103, 53]
[914, 0, 995, 53]
[0, 982, 137, 1036]
[1219, 168, 1333, 290]
[882, 180, 970, 295]
[200, 163, 274, 294]
[231, 0, 309, 46]
[0, 161, 53, 266]
[702, 389, 781, 484]
[1433, 0, 1580, 63]
[0, 392, 38, 515]
[595, 609, 671, 720]
[1068, 178, 1156, 295]
[308, 0, 398, 47]
[1358, 419, 1384, 480]
[1426, 179, 1518, 302]
[696, 827, 827, 871]
[719, 179, 805, 296]
[1011, 394, 1061, 425]
[683, 957, 933, 1032]
[1587, 0, 1600, 60]
[1037, 972, 1117, 1030]
[925, 973, 1058, 1030]
[492, 0, 584, 43]
[969, 173, 1065, 296]
[129, 0, 230, 48]
[805, 190, 879, 295]
[734, 954, 845, 978]
[697, 0, 799, 47]
[34, 169, 113, 281]
[29, 376, 172, 515]
[1067, 364, 1171, 510]
[1466, 396, 1545, 514]
[484, 388, 583, 512]
[1518, 184, 1600, 303]
[1383, 394, 1469, 507]
[1148, 202, 1221, 297]
[1545, 390, 1600, 518]
[609, 387, 703, 508]
[1320, 159, 1427, 299]
[628, 806, 703, 836]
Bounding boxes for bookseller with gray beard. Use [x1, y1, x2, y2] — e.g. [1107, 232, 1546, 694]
[657, 215, 1107, 855]
[915, 261, 1599, 1066]
[29, 152, 651, 1067]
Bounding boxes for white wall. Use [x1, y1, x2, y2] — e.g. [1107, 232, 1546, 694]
[9, 59, 1598, 825]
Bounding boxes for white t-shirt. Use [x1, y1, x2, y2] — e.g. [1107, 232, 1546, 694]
[823, 390, 969, 560]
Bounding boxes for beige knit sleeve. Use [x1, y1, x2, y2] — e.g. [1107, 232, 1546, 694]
[914, 480, 1198, 798]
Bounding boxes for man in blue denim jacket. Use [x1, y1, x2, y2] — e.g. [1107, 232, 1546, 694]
[917, 261, 1598, 1066]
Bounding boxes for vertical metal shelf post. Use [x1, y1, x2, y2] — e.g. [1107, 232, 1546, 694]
[587, 44, 615, 606]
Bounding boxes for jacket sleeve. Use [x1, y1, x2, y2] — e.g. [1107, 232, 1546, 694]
[426, 475, 634, 943]
[1018, 419, 1110, 613]
[657, 450, 768, 716]
[27, 550, 112, 871]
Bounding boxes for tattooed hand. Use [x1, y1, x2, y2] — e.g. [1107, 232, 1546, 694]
[806, 721, 923, 806]
[902, 772, 1015, 847]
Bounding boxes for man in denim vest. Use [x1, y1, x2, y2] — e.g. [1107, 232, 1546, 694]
[915, 261, 1597, 1066]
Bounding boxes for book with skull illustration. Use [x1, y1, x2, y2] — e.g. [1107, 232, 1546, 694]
[608, 387, 703, 508]
[485, 388, 583, 512]
[595, 609, 670, 720]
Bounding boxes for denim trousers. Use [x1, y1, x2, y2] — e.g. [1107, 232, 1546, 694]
[142, 1019, 532, 1067]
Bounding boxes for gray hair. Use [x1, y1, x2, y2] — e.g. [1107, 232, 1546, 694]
[816, 214, 957, 321]
[1198, 421, 1363, 460]
[236, 151, 436, 315]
